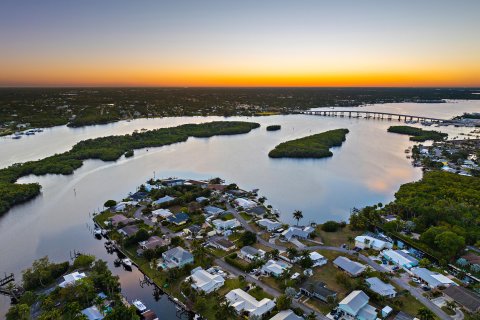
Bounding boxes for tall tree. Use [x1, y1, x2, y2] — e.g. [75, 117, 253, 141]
[293, 210, 303, 226]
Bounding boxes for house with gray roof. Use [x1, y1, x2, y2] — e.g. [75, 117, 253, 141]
[160, 246, 194, 269]
[333, 256, 366, 277]
[239, 246, 266, 261]
[204, 205, 225, 216]
[81, 306, 104, 320]
[118, 225, 139, 237]
[443, 285, 480, 313]
[365, 277, 396, 298]
[281, 226, 315, 241]
[300, 281, 337, 302]
[411, 267, 455, 288]
[152, 195, 175, 206]
[338, 290, 377, 320]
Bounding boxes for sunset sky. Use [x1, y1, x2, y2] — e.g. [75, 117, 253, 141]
[1, 0, 479, 87]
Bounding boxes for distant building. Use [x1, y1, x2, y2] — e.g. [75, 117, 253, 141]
[162, 179, 185, 187]
[196, 196, 209, 203]
[338, 290, 377, 320]
[189, 267, 225, 293]
[382, 250, 418, 269]
[109, 214, 134, 227]
[225, 288, 276, 318]
[246, 206, 268, 216]
[355, 235, 392, 251]
[333, 256, 366, 277]
[309, 251, 328, 267]
[365, 277, 396, 298]
[393, 311, 415, 320]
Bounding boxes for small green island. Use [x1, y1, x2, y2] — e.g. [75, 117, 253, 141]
[266, 125, 281, 131]
[0, 121, 260, 215]
[268, 128, 349, 158]
[387, 125, 447, 142]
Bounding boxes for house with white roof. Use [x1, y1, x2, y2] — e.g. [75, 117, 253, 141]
[309, 251, 328, 267]
[270, 310, 303, 320]
[411, 268, 455, 288]
[281, 226, 315, 241]
[59, 271, 87, 288]
[239, 246, 266, 261]
[333, 256, 366, 277]
[234, 198, 257, 209]
[338, 290, 377, 320]
[355, 235, 392, 251]
[189, 267, 225, 293]
[212, 218, 240, 231]
[262, 259, 291, 277]
[151, 208, 173, 219]
[365, 277, 396, 298]
[382, 250, 418, 269]
[225, 288, 276, 318]
[257, 219, 282, 232]
[81, 306, 104, 320]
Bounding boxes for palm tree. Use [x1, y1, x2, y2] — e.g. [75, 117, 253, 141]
[306, 311, 317, 320]
[287, 247, 298, 261]
[293, 210, 303, 226]
[417, 307, 435, 320]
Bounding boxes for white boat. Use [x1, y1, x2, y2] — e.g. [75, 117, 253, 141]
[93, 228, 102, 235]
[132, 299, 147, 312]
[122, 258, 133, 267]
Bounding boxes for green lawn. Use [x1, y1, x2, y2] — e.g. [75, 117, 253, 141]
[315, 226, 361, 247]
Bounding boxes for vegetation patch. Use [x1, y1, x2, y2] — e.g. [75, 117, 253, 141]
[268, 128, 349, 158]
[266, 125, 281, 131]
[387, 126, 447, 142]
[0, 121, 259, 215]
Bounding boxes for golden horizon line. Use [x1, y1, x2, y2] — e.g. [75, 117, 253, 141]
[1, 85, 479, 89]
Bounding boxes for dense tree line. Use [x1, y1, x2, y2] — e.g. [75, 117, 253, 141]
[0, 121, 259, 215]
[268, 128, 349, 158]
[351, 171, 480, 261]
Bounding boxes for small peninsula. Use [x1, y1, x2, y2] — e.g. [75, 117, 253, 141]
[268, 128, 349, 159]
[387, 126, 447, 142]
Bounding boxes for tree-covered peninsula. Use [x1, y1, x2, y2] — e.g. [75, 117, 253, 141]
[268, 128, 349, 159]
[0, 121, 260, 215]
[387, 126, 447, 142]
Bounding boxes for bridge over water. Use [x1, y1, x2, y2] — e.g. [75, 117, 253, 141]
[299, 110, 450, 123]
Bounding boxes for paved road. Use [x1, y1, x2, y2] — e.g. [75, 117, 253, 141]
[229, 206, 452, 320]
[214, 258, 329, 320]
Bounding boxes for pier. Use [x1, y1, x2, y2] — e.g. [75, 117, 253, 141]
[299, 110, 450, 123]
[0, 273, 24, 302]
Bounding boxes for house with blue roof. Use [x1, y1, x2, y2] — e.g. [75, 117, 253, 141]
[167, 212, 190, 226]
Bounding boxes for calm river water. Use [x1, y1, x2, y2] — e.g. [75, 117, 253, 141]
[0, 100, 478, 317]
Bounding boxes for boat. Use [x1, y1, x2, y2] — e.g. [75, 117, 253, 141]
[132, 299, 147, 312]
[93, 228, 102, 236]
[122, 258, 133, 267]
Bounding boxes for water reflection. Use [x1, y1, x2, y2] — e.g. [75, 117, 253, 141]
[1, 101, 479, 317]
